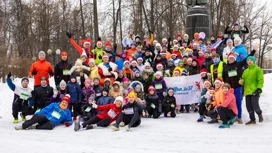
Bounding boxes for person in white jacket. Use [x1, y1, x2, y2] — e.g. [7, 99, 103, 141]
[222, 39, 235, 63]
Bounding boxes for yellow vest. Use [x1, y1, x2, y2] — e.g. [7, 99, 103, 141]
[210, 61, 224, 84]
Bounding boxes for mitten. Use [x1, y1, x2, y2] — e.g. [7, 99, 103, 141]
[108, 67, 112, 72]
[7, 71, 12, 78]
[252, 88, 262, 96]
[66, 32, 72, 38]
[32, 69, 37, 75]
[53, 89, 58, 98]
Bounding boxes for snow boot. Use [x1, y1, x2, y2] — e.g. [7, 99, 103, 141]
[258, 114, 263, 122]
[111, 124, 120, 131]
[164, 112, 168, 117]
[14, 125, 23, 130]
[13, 118, 19, 123]
[245, 120, 256, 125]
[197, 115, 204, 122]
[74, 116, 81, 131]
[219, 124, 230, 129]
[20, 113, 26, 121]
[207, 119, 218, 124]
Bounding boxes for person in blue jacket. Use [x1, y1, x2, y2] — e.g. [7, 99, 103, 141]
[15, 94, 73, 130]
[67, 75, 82, 120]
[7, 72, 33, 123]
[233, 36, 248, 62]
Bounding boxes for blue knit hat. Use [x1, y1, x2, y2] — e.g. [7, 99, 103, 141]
[247, 56, 256, 63]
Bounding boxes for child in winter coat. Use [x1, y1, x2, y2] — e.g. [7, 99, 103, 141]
[111, 92, 142, 131]
[162, 88, 176, 118]
[216, 83, 238, 128]
[152, 71, 167, 100]
[7, 72, 33, 123]
[67, 75, 82, 120]
[96, 87, 114, 106]
[80, 79, 95, 118]
[197, 80, 212, 122]
[132, 70, 143, 83]
[74, 96, 123, 131]
[109, 81, 123, 98]
[130, 60, 140, 74]
[50, 80, 68, 103]
[145, 86, 162, 119]
[81, 96, 97, 121]
[122, 60, 133, 80]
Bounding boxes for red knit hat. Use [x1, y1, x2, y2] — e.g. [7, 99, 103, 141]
[199, 68, 208, 75]
[62, 94, 71, 104]
[227, 52, 236, 60]
[214, 78, 223, 84]
[203, 80, 211, 85]
[105, 41, 112, 47]
[156, 62, 163, 68]
[148, 86, 155, 93]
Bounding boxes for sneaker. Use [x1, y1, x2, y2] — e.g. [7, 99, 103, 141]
[197, 115, 204, 122]
[236, 118, 243, 124]
[111, 124, 120, 131]
[258, 114, 263, 122]
[228, 117, 236, 125]
[74, 121, 80, 131]
[86, 125, 93, 130]
[14, 125, 23, 130]
[219, 124, 230, 129]
[20, 113, 26, 121]
[245, 120, 256, 125]
[207, 119, 218, 124]
[13, 119, 19, 123]
[125, 125, 130, 131]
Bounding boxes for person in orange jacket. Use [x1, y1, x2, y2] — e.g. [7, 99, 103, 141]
[126, 43, 137, 61]
[29, 51, 54, 88]
[207, 78, 224, 124]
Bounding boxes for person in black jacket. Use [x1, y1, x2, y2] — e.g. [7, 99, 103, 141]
[222, 49, 256, 124]
[92, 77, 103, 101]
[202, 52, 214, 72]
[54, 51, 72, 88]
[162, 88, 176, 118]
[31, 77, 54, 113]
[145, 86, 162, 119]
[111, 91, 142, 131]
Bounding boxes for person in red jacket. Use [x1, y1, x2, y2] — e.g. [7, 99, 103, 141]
[74, 96, 123, 131]
[29, 51, 54, 88]
[216, 83, 238, 128]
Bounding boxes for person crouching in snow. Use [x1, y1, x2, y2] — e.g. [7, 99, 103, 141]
[162, 88, 176, 118]
[197, 80, 212, 122]
[15, 94, 73, 130]
[152, 71, 167, 100]
[216, 83, 238, 128]
[145, 86, 162, 119]
[74, 96, 123, 131]
[111, 92, 142, 131]
[7, 72, 33, 123]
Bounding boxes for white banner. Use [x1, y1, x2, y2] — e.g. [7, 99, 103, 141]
[164, 74, 202, 105]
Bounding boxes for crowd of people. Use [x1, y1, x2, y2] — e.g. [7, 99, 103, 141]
[7, 23, 264, 131]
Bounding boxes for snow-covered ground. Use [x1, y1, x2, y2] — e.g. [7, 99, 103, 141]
[1, 75, 272, 153]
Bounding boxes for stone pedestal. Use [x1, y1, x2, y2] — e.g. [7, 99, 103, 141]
[185, 6, 212, 39]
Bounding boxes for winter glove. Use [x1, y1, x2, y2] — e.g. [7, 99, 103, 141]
[7, 71, 12, 78]
[163, 92, 167, 97]
[66, 32, 72, 38]
[98, 55, 102, 59]
[91, 103, 97, 109]
[64, 122, 70, 127]
[171, 104, 175, 108]
[108, 67, 112, 72]
[249, 50, 256, 56]
[32, 69, 37, 75]
[168, 37, 171, 42]
[195, 81, 200, 90]
[53, 89, 58, 98]
[252, 88, 262, 96]
[49, 70, 54, 76]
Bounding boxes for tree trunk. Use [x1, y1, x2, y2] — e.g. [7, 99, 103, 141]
[93, 0, 99, 43]
[80, 0, 85, 39]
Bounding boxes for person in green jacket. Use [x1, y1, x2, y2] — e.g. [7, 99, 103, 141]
[92, 41, 105, 65]
[239, 56, 264, 125]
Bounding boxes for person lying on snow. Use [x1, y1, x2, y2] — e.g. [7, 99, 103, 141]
[74, 96, 123, 131]
[15, 94, 73, 130]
